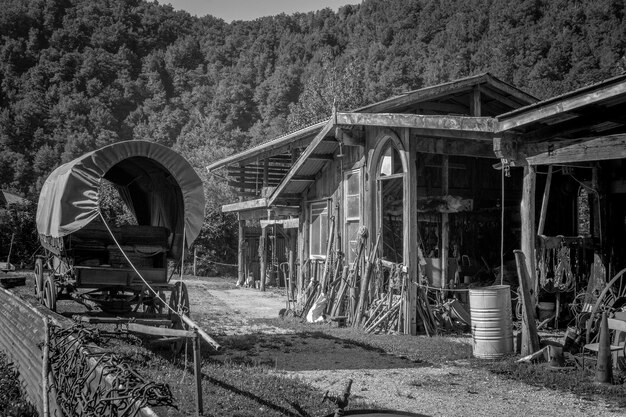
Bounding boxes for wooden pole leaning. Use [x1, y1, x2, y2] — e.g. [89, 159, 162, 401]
[514, 250, 541, 356]
[193, 329, 204, 416]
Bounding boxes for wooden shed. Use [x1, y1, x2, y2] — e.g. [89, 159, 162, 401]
[208, 72, 626, 337]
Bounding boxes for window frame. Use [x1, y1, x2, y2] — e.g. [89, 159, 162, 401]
[344, 168, 362, 264]
[309, 199, 330, 259]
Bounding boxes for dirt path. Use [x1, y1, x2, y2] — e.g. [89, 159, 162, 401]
[5, 274, 625, 416]
[180, 276, 624, 417]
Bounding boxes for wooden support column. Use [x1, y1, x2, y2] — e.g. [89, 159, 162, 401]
[441, 155, 449, 289]
[406, 130, 419, 335]
[288, 228, 296, 301]
[237, 216, 245, 285]
[537, 165, 552, 236]
[300, 199, 309, 297]
[259, 224, 267, 292]
[520, 164, 537, 296]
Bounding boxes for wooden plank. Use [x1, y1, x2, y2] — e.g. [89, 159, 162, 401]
[268, 119, 335, 206]
[222, 198, 267, 213]
[238, 219, 245, 285]
[514, 250, 541, 356]
[206, 120, 328, 170]
[336, 112, 496, 133]
[537, 165, 552, 235]
[526, 135, 626, 165]
[260, 225, 267, 291]
[497, 80, 626, 132]
[259, 219, 300, 228]
[193, 333, 203, 416]
[406, 130, 419, 335]
[127, 323, 194, 338]
[410, 136, 495, 158]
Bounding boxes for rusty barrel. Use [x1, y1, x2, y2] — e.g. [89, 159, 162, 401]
[469, 285, 514, 359]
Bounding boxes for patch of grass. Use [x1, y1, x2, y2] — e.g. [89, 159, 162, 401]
[0, 352, 38, 417]
[93, 334, 339, 416]
[255, 317, 473, 364]
[485, 359, 626, 409]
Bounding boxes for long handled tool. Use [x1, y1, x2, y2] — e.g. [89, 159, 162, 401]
[354, 232, 381, 327]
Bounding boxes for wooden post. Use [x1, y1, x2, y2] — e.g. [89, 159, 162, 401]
[514, 250, 541, 356]
[406, 130, 419, 335]
[537, 165, 552, 236]
[301, 199, 309, 296]
[42, 318, 49, 417]
[288, 229, 296, 301]
[192, 331, 204, 416]
[520, 164, 537, 295]
[259, 225, 267, 291]
[237, 218, 245, 285]
[193, 246, 197, 277]
[441, 155, 449, 289]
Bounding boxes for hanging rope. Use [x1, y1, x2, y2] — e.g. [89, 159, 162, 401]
[98, 212, 179, 319]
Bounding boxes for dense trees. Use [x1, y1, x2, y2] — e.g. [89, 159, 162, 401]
[0, 0, 625, 263]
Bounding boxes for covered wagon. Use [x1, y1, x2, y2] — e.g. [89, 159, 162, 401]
[34, 140, 204, 322]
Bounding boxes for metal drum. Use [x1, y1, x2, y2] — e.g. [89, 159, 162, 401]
[469, 285, 514, 359]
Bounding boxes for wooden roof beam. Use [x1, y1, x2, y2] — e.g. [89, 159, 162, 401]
[206, 121, 327, 171]
[222, 198, 268, 213]
[268, 119, 335, 206]
[336, 112, 496, 134]
[410, 136, 496, 158]
[526, 134, 626, 165]
[497, 80, 626, 132]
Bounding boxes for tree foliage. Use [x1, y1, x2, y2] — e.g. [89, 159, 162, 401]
[1, 0, 625, 263]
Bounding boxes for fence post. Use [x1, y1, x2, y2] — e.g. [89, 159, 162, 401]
[193, 330, 203, 416]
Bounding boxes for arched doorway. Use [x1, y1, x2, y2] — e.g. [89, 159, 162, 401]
[371, 133, 407, 264]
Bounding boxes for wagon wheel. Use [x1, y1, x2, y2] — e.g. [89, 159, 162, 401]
[43, 275, 57, 312]
[168, 282, 190, 353]
[143, 289, 166, 315]
[34, 257, 44, 300]
[585, 267, 626, 343]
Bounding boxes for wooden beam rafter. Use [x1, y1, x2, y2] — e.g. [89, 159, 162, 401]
[336, 112, 496, 134]
[526, 134, 626, 165]
[268, 119, 335, 206]
[497, 80, 626, 132]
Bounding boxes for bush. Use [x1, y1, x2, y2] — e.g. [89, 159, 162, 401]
[0, 352, 38, 417]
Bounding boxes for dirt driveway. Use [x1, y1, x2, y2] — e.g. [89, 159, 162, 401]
[4, 273, 624, 416]
[180, 276, 623, 417]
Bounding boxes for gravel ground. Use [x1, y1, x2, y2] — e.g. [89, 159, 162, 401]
[4, 273, 626, 417]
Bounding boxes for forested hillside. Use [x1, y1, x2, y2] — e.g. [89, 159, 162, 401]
[1, 0, 625, 263]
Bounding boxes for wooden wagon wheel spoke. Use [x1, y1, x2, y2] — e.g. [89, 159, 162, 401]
[586, 267, 626, 343]
[43, 275, 57, 312]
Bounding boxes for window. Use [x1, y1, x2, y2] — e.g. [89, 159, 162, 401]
[309, 201, 329, 258]
[377, 144, 405, 263]
[344, 170, 361, 264]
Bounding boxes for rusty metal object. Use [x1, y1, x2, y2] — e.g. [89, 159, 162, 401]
[48, 324, 175, 417]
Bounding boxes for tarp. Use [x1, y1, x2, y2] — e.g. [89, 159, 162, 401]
[36, 140, 205, 258]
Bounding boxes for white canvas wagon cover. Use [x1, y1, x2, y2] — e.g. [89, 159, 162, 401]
[36, 140, 205, 258]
